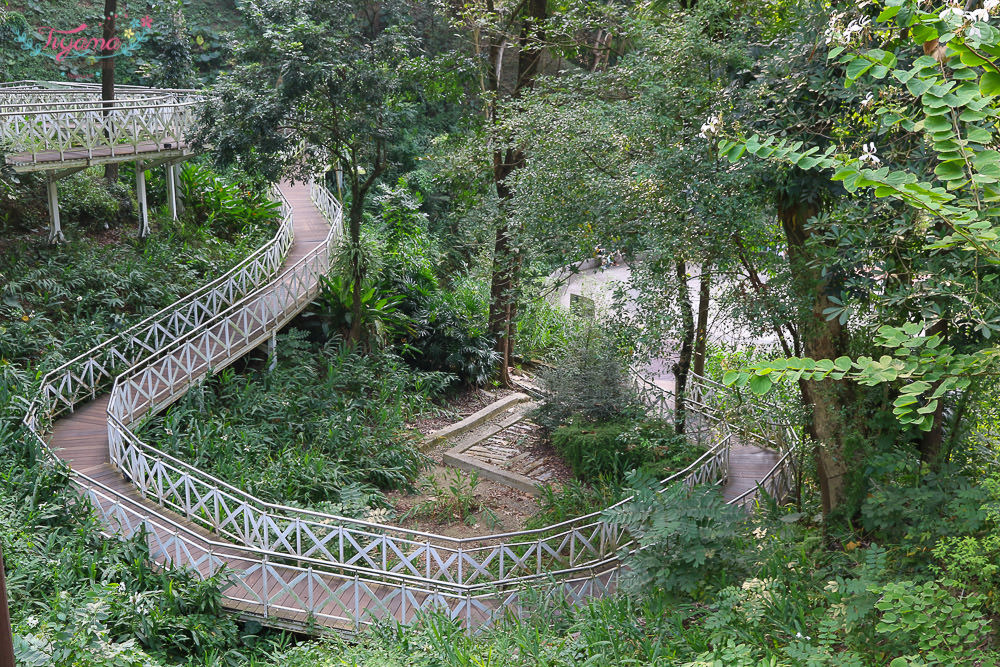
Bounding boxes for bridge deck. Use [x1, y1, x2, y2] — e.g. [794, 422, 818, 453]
[724, 444, 781, 503]
[6, 141, 195, 173]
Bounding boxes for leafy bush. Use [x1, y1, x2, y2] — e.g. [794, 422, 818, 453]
[605, 474, 746, 598]
[515, 295, 581, 360]
[58, 170, 135, 230]
[551, 418, 700, 481]
[399, 282, 499, 386]
[533, 325, 641, 430]
[527, 478, 624, 529]
[872, 579, 991, 665]
[362, 181, 499, 384]
[861, 462, 988, 559]
[178, 163, 279, 239]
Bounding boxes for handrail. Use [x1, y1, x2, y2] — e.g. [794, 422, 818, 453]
[1, 82, 205, 163]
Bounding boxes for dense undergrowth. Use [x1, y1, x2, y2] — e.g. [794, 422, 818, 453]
[138, 330, 450, 513]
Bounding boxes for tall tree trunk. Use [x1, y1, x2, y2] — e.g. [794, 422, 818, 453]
[347, 198, 365, 346]
[486, 0, 546, 386]
[102, 0, 118, 183]
[674, 260, 695, 435]
[489, 211, 516, 386]
[692, 265, 711, 378]
[779, 199, 853, 516]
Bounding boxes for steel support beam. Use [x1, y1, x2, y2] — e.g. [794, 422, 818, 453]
[166, 163, 177, 221]
[268, 331, 278, 371]
[173, 164, 185, 216]
[45, 172, 65, 244]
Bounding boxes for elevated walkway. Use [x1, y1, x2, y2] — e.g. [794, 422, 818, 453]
[1, 82, 202, 241]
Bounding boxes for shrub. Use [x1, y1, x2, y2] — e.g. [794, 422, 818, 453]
[58, 170, 134, 230]
[605, 473, 745, 598]
[141, 331, 449, 508]
[551, 418, 698, 481]
[515, 295, 581, 360]
[533, 325, 641, 430]
[401, 285, 498, 386]
[860, 463, 987, 560]
[178, 163, 279, 238]
[872, 579, 991, 665]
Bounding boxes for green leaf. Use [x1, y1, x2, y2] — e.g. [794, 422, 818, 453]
[748, 374, 773, 396]
[934, 161, 966, 181]
[846, 58, 874, 86]
[877, 4, 902, 20]
[981, 71, 1000, 97]
[907, 77, 935, 97]
[722, 370, 741, 386]
[834, 356, 853, 371]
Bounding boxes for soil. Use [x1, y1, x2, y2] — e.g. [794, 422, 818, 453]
[390, 384, 565, 538]
[386, 440, 541, 538]
[409, 384, 516, 436]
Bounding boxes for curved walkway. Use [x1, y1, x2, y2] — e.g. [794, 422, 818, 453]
[17, 85, 797, 637]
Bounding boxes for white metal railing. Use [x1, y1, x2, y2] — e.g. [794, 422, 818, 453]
[72, 472, 619, 633]
[1, 82, 203, 162]
[631, 370, 800, 510]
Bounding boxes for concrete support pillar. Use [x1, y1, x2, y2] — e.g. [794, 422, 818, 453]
[172, 163, 185, 216]
[136, 160, 150, 238]
[166, 163, 177, 221]
[267, 331, 278, 372]
[46, 172, 65, 244]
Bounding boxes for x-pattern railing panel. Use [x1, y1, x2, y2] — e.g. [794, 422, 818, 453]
[1, 86, 204, 161]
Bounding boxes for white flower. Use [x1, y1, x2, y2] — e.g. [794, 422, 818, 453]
[844, 17, 870, 38]
[986, 0, 999, 12]
[968, 8, 990, 22]
[752, 526, 767, 539]
[698, 114, 721, 139]
[859, 142, 881, 166]
[862, 92, 874, 107]
[940, 6, 964, 20]
[25, 616, 38, 629]
[76, 295, 83, 302]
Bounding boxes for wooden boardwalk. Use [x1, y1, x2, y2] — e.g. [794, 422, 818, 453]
[41, 180, 783, 635]
[6, 140, 195, 172]
[724, 444, 780, 503]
